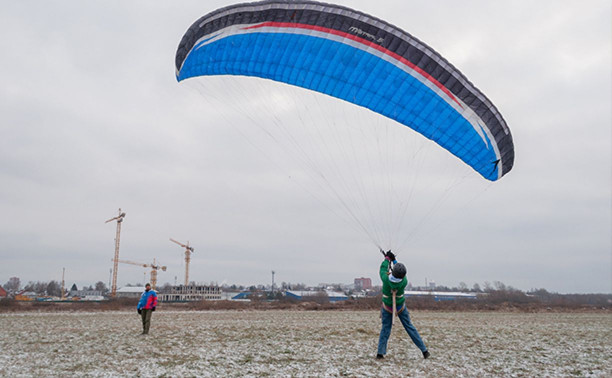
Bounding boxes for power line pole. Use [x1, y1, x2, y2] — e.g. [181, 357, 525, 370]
[61, 267, 65, 300]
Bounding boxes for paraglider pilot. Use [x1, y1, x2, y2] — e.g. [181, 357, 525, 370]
[137, 283, 157, 335]
[377, 251, 430, 359]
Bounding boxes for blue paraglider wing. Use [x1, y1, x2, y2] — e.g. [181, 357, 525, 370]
[175, 1, 514, 181]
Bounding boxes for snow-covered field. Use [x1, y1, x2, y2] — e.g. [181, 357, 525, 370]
[0, 310, 610, 377]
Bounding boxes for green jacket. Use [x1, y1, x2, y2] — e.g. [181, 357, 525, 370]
[379, 259, 406, 307]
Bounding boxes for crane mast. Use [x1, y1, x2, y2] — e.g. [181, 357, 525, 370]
[105, 208, 126, 297]
[184, 248, 191, 286]
[170, 238, 194, 286]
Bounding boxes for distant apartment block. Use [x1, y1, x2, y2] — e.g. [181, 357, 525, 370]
[354, 277, 372, 290]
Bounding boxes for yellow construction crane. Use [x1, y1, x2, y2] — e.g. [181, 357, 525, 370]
[113, 258, 166, 290]
[105, 208, 126, 297]
[170, 238, 194, 286]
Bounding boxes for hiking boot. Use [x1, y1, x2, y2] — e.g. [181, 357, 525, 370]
[423, 350, 430, 359]
[376, 354, 384, 359]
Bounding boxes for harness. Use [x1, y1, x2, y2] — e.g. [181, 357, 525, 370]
[382, 301, 406, 315]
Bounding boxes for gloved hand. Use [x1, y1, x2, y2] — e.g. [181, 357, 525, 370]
[137, 309, 142, 315]
[151, 307, 156, 312]
[385, 251, 396, 262]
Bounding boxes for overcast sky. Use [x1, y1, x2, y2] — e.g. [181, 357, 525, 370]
[1, 1, 610, 294]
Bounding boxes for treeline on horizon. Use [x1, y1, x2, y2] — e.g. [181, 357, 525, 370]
[2, 277, 610, 312]
[0, 290, 610, 313]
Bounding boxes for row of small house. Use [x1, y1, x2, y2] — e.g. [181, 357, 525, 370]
[1, 283, 478, 303]
[1, 283, 105, 302]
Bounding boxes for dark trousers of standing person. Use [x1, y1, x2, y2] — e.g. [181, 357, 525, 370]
[141, 309, 152, 334]
[377, 306, 427, 355]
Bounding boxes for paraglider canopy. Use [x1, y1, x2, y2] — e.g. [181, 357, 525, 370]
[175, 0, 514, 181]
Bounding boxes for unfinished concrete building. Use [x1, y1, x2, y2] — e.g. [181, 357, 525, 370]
[158, 284, 221, 302]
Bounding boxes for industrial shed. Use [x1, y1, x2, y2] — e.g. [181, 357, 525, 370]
[404, 291, 478, 301]
[285, 290, 348, 302]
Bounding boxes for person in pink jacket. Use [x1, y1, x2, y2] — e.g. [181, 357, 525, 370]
[137, 283, 157, 335]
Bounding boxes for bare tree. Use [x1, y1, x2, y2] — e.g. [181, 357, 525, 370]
[3, 277, 20, 293]
[472, 283, 481, 292]
[483, 281, 493, 292]
[458, 282, 468, 291]
[46, 281, 61, 297]
[36, 281, 48, 294]
[24, 281, 48, 294]
[493, 281, 507, 292]
[94, 281, 108, 293]
[159, 283, 173, 293]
